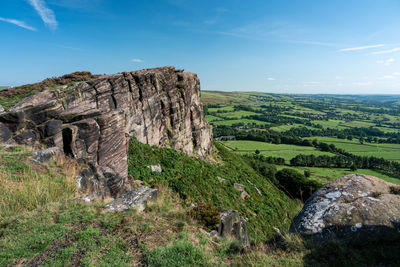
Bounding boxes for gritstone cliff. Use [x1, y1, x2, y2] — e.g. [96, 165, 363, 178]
[0, 66, 213, 196]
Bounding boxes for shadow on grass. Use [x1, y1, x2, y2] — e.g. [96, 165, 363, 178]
[300, 224, 400, 267]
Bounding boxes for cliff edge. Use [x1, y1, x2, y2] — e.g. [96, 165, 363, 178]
[0, 66, 212, 196]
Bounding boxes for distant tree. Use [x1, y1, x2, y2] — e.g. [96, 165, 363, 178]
[255, 149, 260, 155]
[347, 136, 353, 141]
[350, 164, 358, 171]
[275, 168, 321, 201]
[304, 170, 311, 178]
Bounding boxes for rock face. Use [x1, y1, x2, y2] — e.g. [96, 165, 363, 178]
[0, 66, 212, 196]
[290, 174, 400, 242]
[103, 186, 158, 213]
[218, 210, 250, 249]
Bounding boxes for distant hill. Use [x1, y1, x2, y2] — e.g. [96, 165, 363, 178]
[0, 86, 8, 91]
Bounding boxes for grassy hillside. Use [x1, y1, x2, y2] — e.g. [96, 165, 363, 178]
[1, 142, 400, 266]
[128, 139, 298, 242]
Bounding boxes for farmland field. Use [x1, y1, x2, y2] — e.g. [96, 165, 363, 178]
[202, 91, 400, 184]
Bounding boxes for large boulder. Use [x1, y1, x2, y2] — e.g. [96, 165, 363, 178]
[218, 210, 250, 249]
[102, 186, 158, 213]
[290, 174, 400, 242]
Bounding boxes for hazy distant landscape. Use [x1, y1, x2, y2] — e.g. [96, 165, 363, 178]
[202, 91, 400, 185]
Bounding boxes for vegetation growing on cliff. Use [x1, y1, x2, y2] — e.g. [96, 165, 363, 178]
[128, 138, 298, 242]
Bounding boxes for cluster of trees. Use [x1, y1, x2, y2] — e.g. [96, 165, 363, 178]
[290, 154, 400, 178]
[245, 153, 321, 201]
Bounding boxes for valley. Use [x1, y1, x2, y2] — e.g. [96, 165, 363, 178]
[202, 91, 400, 186]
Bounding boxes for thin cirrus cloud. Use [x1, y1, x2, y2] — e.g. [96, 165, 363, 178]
[27, 0, 58, 30]
[370, 47, 400, 55]
[0, 17, 36, 31]
[267, 77, 275, 81]
[131, 58, 144, 63]
[338, 44, 385, 52]
[376, 58, 395, 66]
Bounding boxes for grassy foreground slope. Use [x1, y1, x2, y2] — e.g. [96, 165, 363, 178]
[128, 139, 298, 242]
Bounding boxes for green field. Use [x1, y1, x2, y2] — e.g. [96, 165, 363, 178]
[212, 119, 269, 126]
[202, 91, 400, 186]
[276, 165, 400, 185]
[308, 137, 400, 162]
[222, 140, 335, 163]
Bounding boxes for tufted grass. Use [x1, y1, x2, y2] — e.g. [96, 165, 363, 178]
[0, 145, 77, 219]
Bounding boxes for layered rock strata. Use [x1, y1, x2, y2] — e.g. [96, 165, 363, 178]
[0, 66, 212, 196]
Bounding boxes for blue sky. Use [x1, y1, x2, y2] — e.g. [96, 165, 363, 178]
[1, 0, 400, 94]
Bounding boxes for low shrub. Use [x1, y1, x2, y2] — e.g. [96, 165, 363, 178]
[190, 203, 221, 230]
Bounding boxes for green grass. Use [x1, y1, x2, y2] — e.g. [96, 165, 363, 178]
[144, 238, 212, 266]
[222, 140, 335, 163]
[211, 119, 269, 126]
[270, 124, 317, 132]
[204, 115, 223, 122]
[309, 137, 400, 162]
[275, 165, 400, 185]
[0, 145, 77, 219]
[128, 139, 297, 242]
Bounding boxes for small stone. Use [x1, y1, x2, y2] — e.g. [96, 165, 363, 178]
[217, 176, 227, 183]
[102, 186, 158, 213]
[218, 210, 250, 249]
[147, 164, 162, 173]
[234, 183, 245, 192]
[33, 147, 62, 163]
[241, 191, 250, 200]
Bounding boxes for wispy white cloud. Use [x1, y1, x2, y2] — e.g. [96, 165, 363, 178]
[0, 17, 36, 31]
[370, 47, 400, 55]
[353, 81, 373, 86]
[131, 58, 144, 63]
[376, 58, 395, 66]
[27, 0, 58, 30]
[267, 77, 275, 81]
[338, 44, 384, 52]
[394, 72, 400, 76]
[378, 75, 395, 80]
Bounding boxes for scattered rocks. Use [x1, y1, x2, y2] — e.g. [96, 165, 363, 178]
[254, 186, 262, 196]
[102, 186, 158, 213]
[147, 164, 162, 173]
[217, 176, 227, 183]
[32, 147, 62, 163]
[240, 191, 250, 200]
[290, 174, 400, 243]
[234, 183, 245, 192]
[218, 210, 250, 249]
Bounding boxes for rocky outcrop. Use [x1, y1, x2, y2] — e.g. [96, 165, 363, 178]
[290, 174, 400, 243]
[103, 186, 158, 213]
[218, 210, 250, 249]
[0, 66, 212, 196]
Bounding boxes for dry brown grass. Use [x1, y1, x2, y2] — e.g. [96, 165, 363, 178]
[0, 145, 78, 219]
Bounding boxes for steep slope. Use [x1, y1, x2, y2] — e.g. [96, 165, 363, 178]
[128, 139, 298, 242]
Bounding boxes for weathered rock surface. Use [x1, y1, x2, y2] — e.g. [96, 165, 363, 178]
[147, 164, 162, 173]
[0, 66, 212, 196]
[218, 210, 250, 249]
[103, 186, 158, 213]
[290, 174, 400, 242]
[33, 147, 63, 163]
[0, 122, 12, 143]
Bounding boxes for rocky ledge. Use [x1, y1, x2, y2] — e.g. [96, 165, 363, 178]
[0, 66, 212, 196]
[290, 174, 400, 243]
